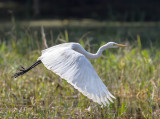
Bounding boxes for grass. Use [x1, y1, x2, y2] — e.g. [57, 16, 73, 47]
[0, 21, 160, 118]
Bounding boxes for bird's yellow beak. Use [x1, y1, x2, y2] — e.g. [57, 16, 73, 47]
[115, 44, 127, 47]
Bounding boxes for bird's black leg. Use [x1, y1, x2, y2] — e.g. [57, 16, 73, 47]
[13, 60, 42, 78]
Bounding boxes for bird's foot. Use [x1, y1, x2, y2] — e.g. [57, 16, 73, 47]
[13, 66, 27, 78]
[19, 65, 26, 71]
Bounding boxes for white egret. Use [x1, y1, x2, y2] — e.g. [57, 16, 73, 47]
[14, 42, 127, 106]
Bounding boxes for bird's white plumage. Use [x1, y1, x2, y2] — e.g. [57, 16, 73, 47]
[38, 43, 115, 106]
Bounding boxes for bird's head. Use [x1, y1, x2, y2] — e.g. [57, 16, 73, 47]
[105, 42, 127, 48]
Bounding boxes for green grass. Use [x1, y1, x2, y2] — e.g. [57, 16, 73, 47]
[0, 21, 160, 118]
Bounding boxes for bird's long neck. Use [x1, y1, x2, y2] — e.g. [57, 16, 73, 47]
[76, 44, 108, 59]
[87, 45, 108, 59]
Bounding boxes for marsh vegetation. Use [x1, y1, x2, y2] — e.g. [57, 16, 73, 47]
[0, 20, 159, 118]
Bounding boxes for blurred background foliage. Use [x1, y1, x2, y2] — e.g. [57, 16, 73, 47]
[0, 0, 160, 21]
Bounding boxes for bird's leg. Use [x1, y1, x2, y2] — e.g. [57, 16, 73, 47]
[13, 60, 42, 78]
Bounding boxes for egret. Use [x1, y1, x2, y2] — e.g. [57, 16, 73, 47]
[13, 42, 127, 106]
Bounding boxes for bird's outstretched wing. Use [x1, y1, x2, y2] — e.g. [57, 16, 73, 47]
[38, 47, 115, 106]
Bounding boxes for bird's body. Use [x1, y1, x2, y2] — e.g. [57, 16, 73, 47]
[14, 42, 127, 106]
[38, 42, 115, 106]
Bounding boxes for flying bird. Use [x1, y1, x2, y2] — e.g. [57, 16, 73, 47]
[13, 42, 127, 106]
